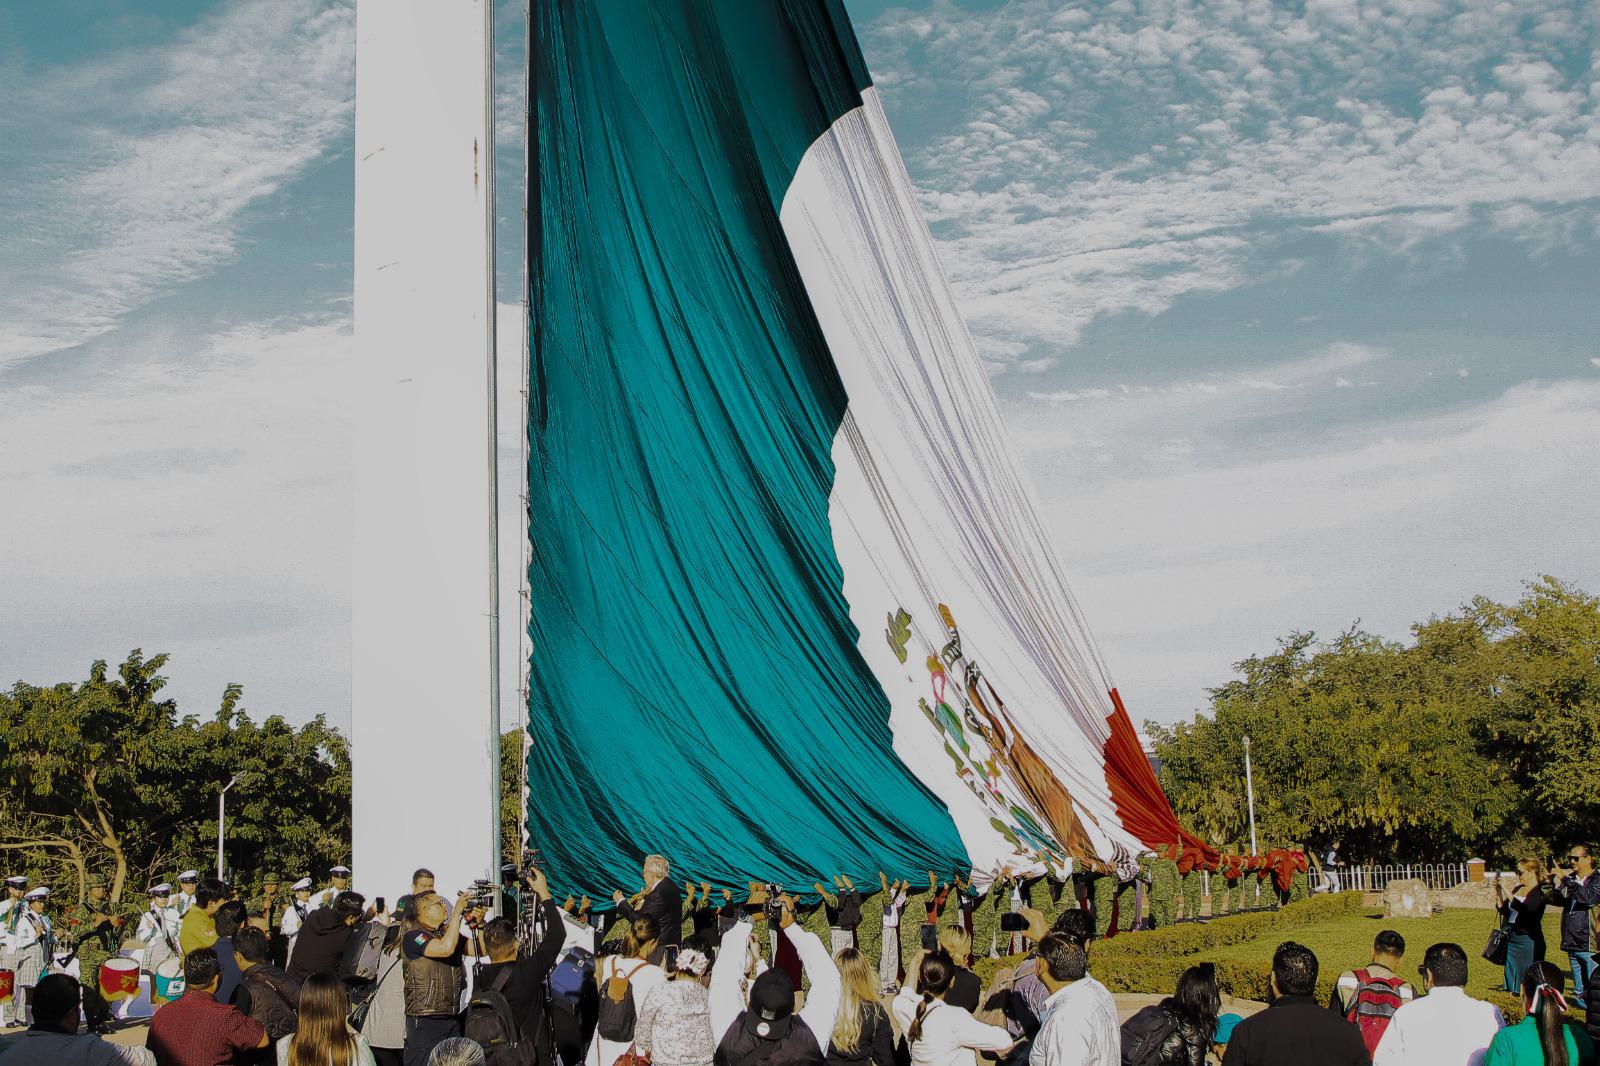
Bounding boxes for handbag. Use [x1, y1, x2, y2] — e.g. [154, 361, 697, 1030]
[613, 1046, 651, 1066]
[1482, 925, 1510, 966]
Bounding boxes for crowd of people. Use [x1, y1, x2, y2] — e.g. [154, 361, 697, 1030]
[0, 844, 1595, 1066]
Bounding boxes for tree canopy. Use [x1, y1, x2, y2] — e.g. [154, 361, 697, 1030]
[0, 650, 350, 902]
[1149, 576, 1599, 864]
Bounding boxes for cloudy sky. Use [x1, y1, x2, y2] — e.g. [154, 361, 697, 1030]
[3, 0, 1597, 732]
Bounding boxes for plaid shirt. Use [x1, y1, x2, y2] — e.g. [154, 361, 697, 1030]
[147, 989, 265, 1066]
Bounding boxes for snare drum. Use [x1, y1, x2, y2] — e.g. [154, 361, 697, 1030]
[0, 967, 13, 1004]
[152, 956, 186, 1003]
[100, 956, 141, 1002]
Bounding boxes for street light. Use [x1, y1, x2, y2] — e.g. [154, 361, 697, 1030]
[217, 772, 255, 879]
[1242, 735, 1259, 857]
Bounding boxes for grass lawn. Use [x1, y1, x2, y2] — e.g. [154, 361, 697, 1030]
[1202, 905, 1562, 1003]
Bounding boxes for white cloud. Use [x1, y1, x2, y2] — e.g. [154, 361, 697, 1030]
[1019, 378, 1600, 720]
[0, 316, 354, 717]
[863, 0, 1600, 364]
[0, 0, 354, 366]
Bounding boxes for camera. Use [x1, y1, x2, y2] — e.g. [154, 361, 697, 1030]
[999, 912, 1029, 932]
[467, 878, 495, 909]
[763, 884, 785, 923]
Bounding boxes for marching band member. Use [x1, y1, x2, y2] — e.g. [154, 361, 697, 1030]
[9, 886, 54, 1024]
[281, 876, 314, 959]
[308, 864, 352, 911]
[172, 870, 200, 916]
[0, 874, 27, 1026]
[135, 883, 182, 1005]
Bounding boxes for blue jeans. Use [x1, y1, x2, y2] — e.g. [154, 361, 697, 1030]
[1570, 950, 1595, 1007]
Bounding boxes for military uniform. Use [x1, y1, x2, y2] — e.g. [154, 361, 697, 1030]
[1090, 873, 1116, 937]
[67, 877, 128, 1031]
[1149, 847, 1179, 928]
[0, 876, 29, 1026]
[247, 874, 289, 969]
[1180, 868, 1202, 922]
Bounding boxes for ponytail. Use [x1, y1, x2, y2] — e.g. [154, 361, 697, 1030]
[908, 994, 934, 1044]
[908, 948, 956, 1045]
[1521, 962, 1571, 1066]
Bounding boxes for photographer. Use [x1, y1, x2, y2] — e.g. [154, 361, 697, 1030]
[402, 889, 475, 1066]
[473, 865, 567, 1066]
[708, 891, 840, 1066]
[287, 890, 368, 983]
[1548, 844, 1600, 1010]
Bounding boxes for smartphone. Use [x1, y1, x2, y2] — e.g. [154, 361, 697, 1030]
[919, 924, 939, 951]
[999, 912, 1028, 932]
[663, 945, 678, 971]
[375, 897, 387, 915]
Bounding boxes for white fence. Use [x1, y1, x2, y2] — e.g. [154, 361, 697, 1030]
[1340, 863, 1470, 893]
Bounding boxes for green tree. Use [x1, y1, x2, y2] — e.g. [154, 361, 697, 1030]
[1149, 577, 1599, 864]
[0, 651, 351, 902]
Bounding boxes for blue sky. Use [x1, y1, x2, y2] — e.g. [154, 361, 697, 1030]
[2, 0, 1597, 731]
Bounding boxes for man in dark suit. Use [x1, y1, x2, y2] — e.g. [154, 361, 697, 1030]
[1223, 941, 1371, 1066]
[612, 853, 682, 960]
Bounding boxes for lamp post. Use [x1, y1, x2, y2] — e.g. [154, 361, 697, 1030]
[217, 773, 250, 879]
[1243, 735, 1259, 857]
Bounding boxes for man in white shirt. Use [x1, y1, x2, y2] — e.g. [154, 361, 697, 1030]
[1373, 942, 1503, 1066]
[1028, 932, 1119, 1066]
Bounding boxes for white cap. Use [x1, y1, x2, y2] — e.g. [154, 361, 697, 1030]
[330, 865, 352, 876]
[178, 870, 199, 882]
[4, 876, 27, 887]
[24, 887, 49, 901]
[149, 883, 173, 895]
[292, 877, 313, 891]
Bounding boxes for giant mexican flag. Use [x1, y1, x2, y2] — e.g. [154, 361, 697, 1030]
[525, 0, 1197, 900]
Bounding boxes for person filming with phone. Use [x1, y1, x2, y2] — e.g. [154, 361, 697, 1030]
[708, 887, 841, 1066]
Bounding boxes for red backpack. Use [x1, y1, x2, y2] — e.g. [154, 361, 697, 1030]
[1344, 968, 1408, 1053]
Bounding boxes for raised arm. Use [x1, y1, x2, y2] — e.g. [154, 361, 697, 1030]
[709, 915, 753, 1043]
[813, 882, 839, 908]
[788, 906, 840, 1049]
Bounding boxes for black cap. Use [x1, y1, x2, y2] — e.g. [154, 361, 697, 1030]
[744, 969, 795, 1040]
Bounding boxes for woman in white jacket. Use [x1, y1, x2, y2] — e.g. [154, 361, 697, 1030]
[891, 950, 1014, 1066]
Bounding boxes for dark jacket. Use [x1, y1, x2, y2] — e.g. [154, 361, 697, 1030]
[1221, 994, 1370, 1066]
[618, 879, 682, 951]
[287, 907, 358, 982]
[233, 961, 301, 1040]
[824, 1002, 894, 1066]
[1549, 874, 1600, 954]
[1143, 1002, 1209, 1066]
[475, 899, 567, 1065]
[1588, 964, 1600, 1043]
[947, 968, 982, 1013]
[1498, 886, 1549, 941]
[716, 1014, 824, 1066]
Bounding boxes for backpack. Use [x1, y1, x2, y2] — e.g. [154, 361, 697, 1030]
[1343, 968, 1407, 1054]
[596, 958, 649, 1042]
[463, 965, 535, 1066]
[1119, 1004, 1180, 1066]
[341, 920, 387, 982]
[549, 944, 595, 1012]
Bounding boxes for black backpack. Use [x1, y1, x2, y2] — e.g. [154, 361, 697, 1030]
[1119, 1004, 1180, 1066]
[596, 958, 650, 1042]
[464, 966, 535, 1066]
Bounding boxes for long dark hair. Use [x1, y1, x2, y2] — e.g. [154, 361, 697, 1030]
[1168, 963, 1221, 1043]
[908, 949, 955, 1044]
[288, 972, 356, 1066]
[1522, 961, 1571, 1066]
